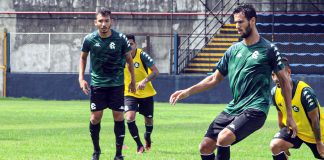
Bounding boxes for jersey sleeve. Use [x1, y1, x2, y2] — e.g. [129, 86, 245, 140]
[140, 51, 155, 68]
[81, 36, 90, 53]
[268, 43, 285, 73]
[215, 46, 231, 76]
[271, 86, 280, 111]
[120, 33, 132, 56]
[301, 87, 319, 112]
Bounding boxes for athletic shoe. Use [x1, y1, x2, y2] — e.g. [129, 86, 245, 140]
[137, 146, 145, 154]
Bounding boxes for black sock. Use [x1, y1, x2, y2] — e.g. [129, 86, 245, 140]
[201, 153, 215, 160]
[272, 151, 287, 160]
[127, 121, 143, 147]
[216, 145, 230, 160]
[114, 120, 125, 157]
[144, 124, 153, 141]
[89, 122, 101, 152]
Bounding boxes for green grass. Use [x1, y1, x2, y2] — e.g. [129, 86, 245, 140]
[0, 98, 313, 160]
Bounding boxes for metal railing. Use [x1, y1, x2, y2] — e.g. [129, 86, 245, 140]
[173, 0, 240, 75]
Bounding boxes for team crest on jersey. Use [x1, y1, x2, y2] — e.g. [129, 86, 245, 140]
[251, 51, 259, 59]
[292, 105, 299, 112]
[134, 62, 140, 68]
[109, 42, 116, 49]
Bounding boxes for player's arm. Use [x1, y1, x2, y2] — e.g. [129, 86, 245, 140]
[137, 64, 159, 90]
[275, 69, 297, 137]
[125, 51, 136, 93]
[79, 51, 90, 95]
[302, 88, 324, 157]
[137, 52, 159, 90]
[309, 108, 324, 158]
[271, 87, 285, 129]
[169, 69, 224, 105]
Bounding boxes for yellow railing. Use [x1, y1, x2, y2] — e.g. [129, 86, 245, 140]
[1, 31, 7, 97]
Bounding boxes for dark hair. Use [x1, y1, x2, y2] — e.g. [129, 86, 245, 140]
[281, 57, 290, 68]
[233, 4, 257, 21]
[96, 7, 111, 17]
[126, 34, 135, 42]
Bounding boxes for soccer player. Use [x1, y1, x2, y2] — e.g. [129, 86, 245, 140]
[124, 34, 159, 153]
[270, 57, 324, 160]
[169, 4, 297, 160]
[78, 8, 136, 160]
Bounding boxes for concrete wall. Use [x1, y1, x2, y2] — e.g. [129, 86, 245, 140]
[1, 0, 209, 74]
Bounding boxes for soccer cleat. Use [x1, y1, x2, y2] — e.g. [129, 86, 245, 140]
[144, 133, 152, 151]
[137, 146, 145, 154]
[91, 151, 101, 160]
[114, 155, 124, 160]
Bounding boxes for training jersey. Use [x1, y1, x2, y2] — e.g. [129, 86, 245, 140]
[216, 37, 284, 115]
[124, 48, 156, 98]
[81, 29, 131, 87]
[272, 80, 324, 143]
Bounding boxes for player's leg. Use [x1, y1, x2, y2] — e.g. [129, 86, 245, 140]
[124, 96, 144, 153]
[89, 86, 108, 160]
[112, 110, 125, 159]
[200, 111, 235, 160]
[90, 111, 104, 160]
[144, 116, 153, 150]
[270, 127, 303, 160]
[109, 85, 126, 159]
[304, 142, 324, 159]
[216, 108, 267, 160]
[139, 97, 154, 151]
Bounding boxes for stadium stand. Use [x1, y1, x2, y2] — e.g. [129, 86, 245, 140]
[183, 13, 324, 74]
[258, 14, 324, 74]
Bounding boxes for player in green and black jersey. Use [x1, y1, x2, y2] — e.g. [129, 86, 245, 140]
[79, 8, 136, 160]
[169, 4, 297, 160]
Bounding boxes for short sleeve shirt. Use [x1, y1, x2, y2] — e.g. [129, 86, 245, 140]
[216, 37, 284, 115]
[81, 29, 131, 87]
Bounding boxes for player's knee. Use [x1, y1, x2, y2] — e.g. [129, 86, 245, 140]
[217, 129, 235, 146]
[90, 117, 101, 125]
[125, 111, 136, 121]
[125, 114, 135, 122]
[270, 139, 283, 153]
[199, 140, 214, 154]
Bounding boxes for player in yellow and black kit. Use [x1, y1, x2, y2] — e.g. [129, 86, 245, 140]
[124, 34, 159, 154]
[270, 57, 324, 160]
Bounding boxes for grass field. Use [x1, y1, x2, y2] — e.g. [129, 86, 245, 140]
[0, 98, 313, 160]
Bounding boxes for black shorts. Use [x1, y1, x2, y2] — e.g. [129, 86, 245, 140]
[124, 96, 154, 118]
[90, 85, 124, 112]
[273, 127, 323, 159]
[205, 108, 266, 145]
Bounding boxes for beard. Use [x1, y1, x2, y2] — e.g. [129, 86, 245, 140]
[240, 23, 252, 38]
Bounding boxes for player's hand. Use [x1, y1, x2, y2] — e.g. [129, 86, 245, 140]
[316, 142, 324, 158]
[286, 117, 298, 138]
[128, 80, 136, 93]
[137, 79, 147, 90]
[79, 79, 90, 95]
[169, 89, 190, 105]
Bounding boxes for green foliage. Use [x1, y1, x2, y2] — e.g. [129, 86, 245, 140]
[0, 99, 312, 160]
